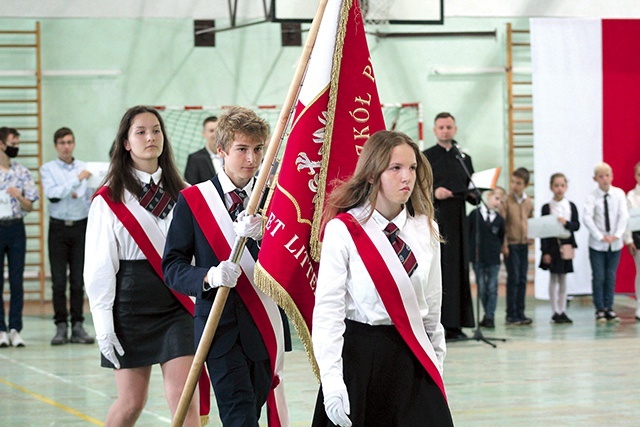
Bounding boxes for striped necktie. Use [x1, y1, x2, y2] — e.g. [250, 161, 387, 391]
[229, 189, 247, 220]
[383, 222, 418, 277]
[139, 178, 175, 219]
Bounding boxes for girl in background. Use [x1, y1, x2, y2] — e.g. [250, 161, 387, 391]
[539, 173, 580, 324]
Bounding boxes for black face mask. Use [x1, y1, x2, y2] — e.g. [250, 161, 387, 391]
[4, 146, 19, 158]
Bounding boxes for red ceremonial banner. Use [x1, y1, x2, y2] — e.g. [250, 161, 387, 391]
[255, 0, 386, 372]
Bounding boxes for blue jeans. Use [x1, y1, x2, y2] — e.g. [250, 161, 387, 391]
[505, 244, 529, 321]
[589, 248, 621, 311]
[0, 221, 26, 332]
[473, 262, 500, 319]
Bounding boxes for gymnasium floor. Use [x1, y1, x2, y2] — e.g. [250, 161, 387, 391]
[1, 290, 639, 426]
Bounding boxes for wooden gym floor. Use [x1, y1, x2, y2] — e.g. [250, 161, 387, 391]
[1, 284, 640, 426]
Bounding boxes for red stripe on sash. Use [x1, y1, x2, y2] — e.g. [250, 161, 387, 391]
[95, 186, 211, 418]
[336, 213, 447, 400]
[182, 185, 283, 427]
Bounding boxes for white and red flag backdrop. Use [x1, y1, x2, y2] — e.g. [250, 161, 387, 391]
[531, 18, 640, 299]
[255, 0, 385, 372]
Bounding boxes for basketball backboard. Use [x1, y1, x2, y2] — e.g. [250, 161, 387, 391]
[271, 0, 443, 25]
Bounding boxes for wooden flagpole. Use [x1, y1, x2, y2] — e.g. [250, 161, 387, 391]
[171, 1, 330, 425]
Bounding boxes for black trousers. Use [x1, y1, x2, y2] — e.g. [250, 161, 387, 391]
[313, 320, 454, 427]
[205, 338, 271, 427]
[48, 218, 87, 325]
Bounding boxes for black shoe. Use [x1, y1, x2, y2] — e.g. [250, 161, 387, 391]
[70, 322, 95, 344]
[595, 310, 607, 324]
[445, 329, 468, 341]
[505, 317, 522, 325]
[559, 312, 573, 323]
[551, 313, 562, 323]
[483, 318, 495, 328]
[604, 310, 620, 323]
[51, 323, 69, 345]
[519, 317, 533, 325]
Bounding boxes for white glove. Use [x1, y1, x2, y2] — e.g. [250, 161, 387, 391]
[233, 210, 264, 240]
[324, 386, 352, 427]
[205, 260, 242, 290]
[92, 310, 125, 369]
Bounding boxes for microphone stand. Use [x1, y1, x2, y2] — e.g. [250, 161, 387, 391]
[451, 144, 506, 348]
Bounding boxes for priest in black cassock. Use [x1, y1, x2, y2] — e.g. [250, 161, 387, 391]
[423, 112, 477, 341]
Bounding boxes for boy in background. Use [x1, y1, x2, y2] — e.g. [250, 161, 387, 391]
[583, 162, 629, 323]
[469, 187, 505, 328]
[501, 168, 534, 325]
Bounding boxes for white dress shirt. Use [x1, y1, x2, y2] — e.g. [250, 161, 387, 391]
[84, 167, 174, 315]
[312, 205, 446, 394]
[40, 157, 91, 220]
[548, 197, 571, 221]
[205, 145, 224, 174]
[624, 184, 640, 244]
[480, 204, 497, 222]
[583, 185, 629, 251]
[217, 169, 254, 210]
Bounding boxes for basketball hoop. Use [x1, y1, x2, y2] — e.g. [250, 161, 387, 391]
[361, 0, 394, 27]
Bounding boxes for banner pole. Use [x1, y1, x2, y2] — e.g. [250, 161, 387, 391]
[171, 1, 331, 425]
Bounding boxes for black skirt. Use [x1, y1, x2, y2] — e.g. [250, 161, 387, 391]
[539, 242, 574, 275]
[101, 260, 194, 369]
[312, 320, 454, 427]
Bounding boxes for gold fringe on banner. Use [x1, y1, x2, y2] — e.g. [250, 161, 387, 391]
[254, 261, 320, 381]
[200, 415, 209, 426]
[310, 0, 354, 262]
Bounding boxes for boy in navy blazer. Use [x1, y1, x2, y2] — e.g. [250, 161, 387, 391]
[468, 187, 505, 329]
[163, 107, 289, 426]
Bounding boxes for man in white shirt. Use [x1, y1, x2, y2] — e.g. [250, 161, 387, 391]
[583, 162, 629, 323]
[40, 127, 94, 345]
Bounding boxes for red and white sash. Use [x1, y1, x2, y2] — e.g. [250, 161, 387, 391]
[182, 181, 288, 427]
[94, 186, 212, 419]
[336, 213, 447, 400]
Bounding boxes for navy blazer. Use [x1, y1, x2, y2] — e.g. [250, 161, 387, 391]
[162, 175, 268, 360]
[468, 208, 505, 265]
[184, 147, 215, 185]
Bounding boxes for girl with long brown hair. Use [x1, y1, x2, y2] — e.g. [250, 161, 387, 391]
[312, 130, 453, 426]
[84, 106, 199, 426]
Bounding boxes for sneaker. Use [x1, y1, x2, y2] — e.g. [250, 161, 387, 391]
[70, 322, 95, 344]
[551, 313, 563, 323]
[9, 329, 25, 347]
[559, 312, 573, 324]
[605, 310, 620, 323]
[595, 311, 607, 324]
[51, 323, 69, 345]
[0, 331, 8, 348]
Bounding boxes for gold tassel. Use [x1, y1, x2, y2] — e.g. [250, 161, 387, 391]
[200, 414, 210, 426]
[254, 262, 320, 381]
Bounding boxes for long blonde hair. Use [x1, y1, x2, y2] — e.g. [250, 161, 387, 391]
[322, 130, 438, 237]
